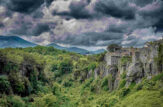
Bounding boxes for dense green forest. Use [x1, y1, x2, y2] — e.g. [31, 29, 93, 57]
[0, 46, 163, 107]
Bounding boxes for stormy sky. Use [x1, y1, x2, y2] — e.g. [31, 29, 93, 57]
[0, 0, 163, 50]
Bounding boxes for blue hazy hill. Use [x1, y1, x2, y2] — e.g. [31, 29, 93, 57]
[0, 36, 105, 54]
[47, 43, 105, 54]
[0, 36, 37, 48]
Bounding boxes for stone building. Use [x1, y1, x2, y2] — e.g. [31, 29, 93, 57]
[105, 46, 142, 66]
[105, 53, 121, 66]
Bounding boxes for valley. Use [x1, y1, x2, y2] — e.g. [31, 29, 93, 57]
[0, 39, 163, 107]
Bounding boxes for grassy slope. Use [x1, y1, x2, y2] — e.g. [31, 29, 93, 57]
[52, 73, 163, 107]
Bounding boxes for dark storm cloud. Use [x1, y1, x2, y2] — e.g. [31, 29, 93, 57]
[123, 36, 157, 47]
[10, 22, 51, 36]
[138, 1, 163, 31]
[52, 0, 93, 19]
[30, 6, 45, 19]
[10, 21, 32, 35]
[52, 0, 136, 20]
[32, 23, 50, 36]
[50, 0, 163, 47]
[0, 23, 4, 28]
[107, 24, 127, 33]
[131, 0, 153, 7]
[94, 0, 136, 20]
[155, 19, 163, 32]
[0, 0, 163, 47]
[69, 0, 92, 19]
[55, 32, 123, 46]
[2, 0, 44, 14]
[46, 0, 54, 7]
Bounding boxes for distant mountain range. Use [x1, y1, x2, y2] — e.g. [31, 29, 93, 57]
[47, 43, 106, 54]
[47, 43, 90, 54]
[0, 36, 36, 48]
[0, 36, 106, 54]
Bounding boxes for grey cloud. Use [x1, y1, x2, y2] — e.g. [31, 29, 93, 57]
[122, 27, 163, 47]
[138, 1, 163, 31]
[0, 0, 163, 48]
[2, 0, 44, 14]
[52, 0, 136, 20]
[94, 0, 136, 20]
[46, 0, 54, 7]
[69, 0, 92, 19]
[131, 0, 153, 7]
[107, 24, 128, 33]
[31, 7, 44, 18]
[0, 23, 4, 28]
[32, 23, 50, 36]
[10, 21, 33, 35]
[10, 22, 51, 36]
[123, 37, 155, 47]
[55, 32, 123, 46]
[52, 0, 93, 19]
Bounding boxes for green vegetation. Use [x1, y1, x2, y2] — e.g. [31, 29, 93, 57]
[0, 75, 11, 94]
[120, 56, 132, 65]
[107, 44, 122, 52]
[0, 46, 163, 107]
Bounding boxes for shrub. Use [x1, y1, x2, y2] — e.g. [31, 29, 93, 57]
[129, 82, 136, 89]
[142, 79, 156, 90]
[120, 72, 126, 79]
[160, 88, 163, 96]
[119, 88, 130, 98]
[7, 96, 25, 107]
[0, 75, 11, 94]
[101, 77, 108, 88]
[90, 85, 96, 92]
[108, 98, 118, 107]
[33, 94, 58, 107]
[23, 77, 33, 96]
[119, 79, 126, 89]
[8, 71, 25, 95]
[0, 97, 8, 107]
[59, 58, 73, 74]
[50, 62, 58, 72]
[28, 70, 39, 92]
[97, 52, 106, 62]
[63, 81, 72, 87]
[88, 62, 97, 71]
[107, 44, 122, 52]
[120, 56, 132, 65]
[101, 75, 112, 91]
[36, 81, 50, 94]
[82, 78, 94, 89]
[54, 71, 62, 78]
[152, 73, 163, 81]
[52, 83, 61, 95]
[135, 83, 143, 91]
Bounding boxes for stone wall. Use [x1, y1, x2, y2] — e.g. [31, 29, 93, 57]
[105, 53, 121, 66]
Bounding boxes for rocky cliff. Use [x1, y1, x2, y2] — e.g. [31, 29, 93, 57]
[86, 40, 163, 90]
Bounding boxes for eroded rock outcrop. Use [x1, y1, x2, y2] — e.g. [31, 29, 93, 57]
[88, 39, 163, 90]
[126, 42, 161, 85]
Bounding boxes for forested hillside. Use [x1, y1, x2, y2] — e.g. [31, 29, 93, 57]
[0, 44, 163, 107]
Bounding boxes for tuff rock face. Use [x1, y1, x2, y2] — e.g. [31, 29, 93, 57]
[86, 40, 163, 90]
[126, 62, 144, 85]
[126, 43, 160, 85]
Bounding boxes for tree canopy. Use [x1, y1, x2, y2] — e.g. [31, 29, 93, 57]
[107, 44, 122, 52]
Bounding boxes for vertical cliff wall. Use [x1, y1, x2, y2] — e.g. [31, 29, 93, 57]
[87, 40, 163, 90]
